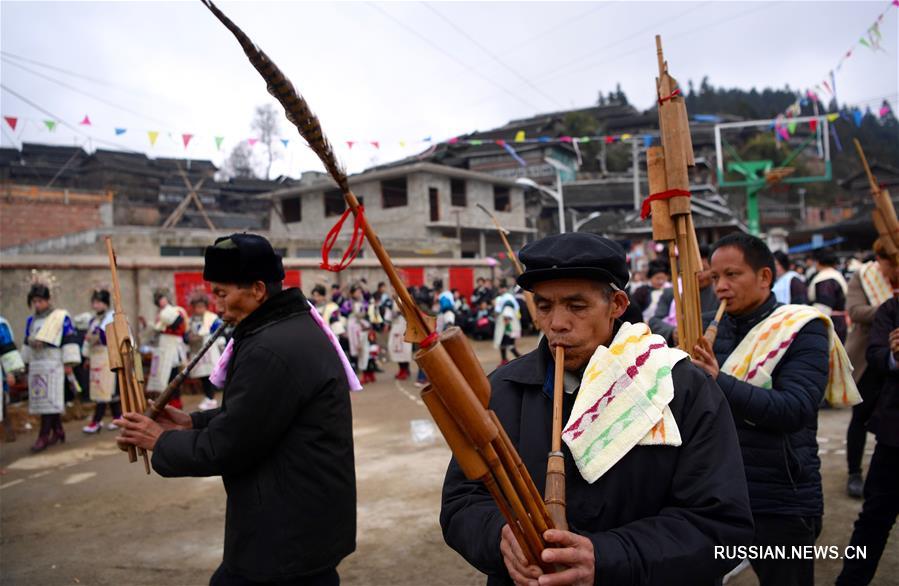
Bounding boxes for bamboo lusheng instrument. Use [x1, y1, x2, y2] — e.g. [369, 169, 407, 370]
[702, 300, 727, 348]
[545, 346, 568, 531]
[144, 325, 227, 420]
[104, 237, 151, 474]
[854, 139, 899, 295]
[645, 36, 704, 355]
[202, 0, 556, 569]
[475, 203, 540, 330]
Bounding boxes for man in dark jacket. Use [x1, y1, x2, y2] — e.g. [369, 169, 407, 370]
[836, 296, 899, 585]
[692, 232, 830, 586]
[441, 233, 753, 586]
[118, 234, 356, 586]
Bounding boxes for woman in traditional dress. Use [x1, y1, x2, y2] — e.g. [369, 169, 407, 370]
[22, 284, 81, 452]
[145, 290, 189, 408]
[187, 294, 224, 411]
[387, 303, 412, 381]
[347, 285, 375, 384]
[81, 289, 121, 434]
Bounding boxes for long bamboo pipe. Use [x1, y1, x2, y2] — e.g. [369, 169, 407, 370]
[702, 300, 727, 348]
[476, 203, 540, 330]
[545, 346, 568, 531]
[144, 326, 227, 419]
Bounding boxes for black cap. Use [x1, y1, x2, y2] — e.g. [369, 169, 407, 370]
[517, 233, 629, 291]
[204, 233, 285, 283]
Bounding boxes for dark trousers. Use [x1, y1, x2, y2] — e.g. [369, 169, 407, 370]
[750, 514, 821, 586]
[836, 442, 899, 585]
[92, 400, 122, 423]
[200, 377, 216, 400]
[846, 369, 882, 474]
[210, 565, 338, 586]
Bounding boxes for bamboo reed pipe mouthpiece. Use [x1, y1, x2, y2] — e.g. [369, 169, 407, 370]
[545, 346, 568, 531]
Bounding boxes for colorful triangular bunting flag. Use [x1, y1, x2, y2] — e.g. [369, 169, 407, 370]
[80, 115, 91, 126]
[148, 131, 159, 146]
[4, 116, 17, 131]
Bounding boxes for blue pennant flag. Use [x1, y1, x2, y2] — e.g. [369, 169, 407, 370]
[501, 142, 527, 167]
[642, 135, 653, 148]
[280, 139, 289, 148]
[853, 109, 863, 128]
[114, 128, 127, 136]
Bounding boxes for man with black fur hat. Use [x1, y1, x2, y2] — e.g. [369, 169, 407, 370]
[117, 233, 357, 586]
[441, 232, 753, 586]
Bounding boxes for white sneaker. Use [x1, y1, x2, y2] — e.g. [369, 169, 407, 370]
[199, 398, 219, 411]
[106, 420, 121, 431]
[82, 422, 101, 434]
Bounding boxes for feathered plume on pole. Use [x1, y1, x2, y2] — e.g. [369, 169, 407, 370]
[202, 0, 558, 568]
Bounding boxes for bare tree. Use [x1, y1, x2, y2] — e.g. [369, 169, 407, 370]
[222, 142, 258, 179]
[252, 103, 281, 180]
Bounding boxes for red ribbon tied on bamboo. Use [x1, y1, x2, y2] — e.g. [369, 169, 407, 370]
[640, 189, 691, 220]
[320, 206, 366, 272]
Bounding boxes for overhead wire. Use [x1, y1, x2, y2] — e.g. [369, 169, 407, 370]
[365, 2, 544, 112]
[420, 2, 565, 109]
[1, 56, 171, 127]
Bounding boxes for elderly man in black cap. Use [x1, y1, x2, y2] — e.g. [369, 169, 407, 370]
[440, 232, 752, 586]
[117, 233, 357, 586]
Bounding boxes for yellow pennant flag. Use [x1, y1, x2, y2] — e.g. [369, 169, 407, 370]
[620, 133, 632, 140]
[399, 140, 406, 148]
[514, 130, 525, 143]
[148, 131, 159, 146]
[826, 113, 839, 122]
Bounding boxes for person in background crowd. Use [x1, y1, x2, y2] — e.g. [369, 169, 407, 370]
[808, 248, 849, 342]
[187, 294, 225, 412]
[649, 245, 717, 345]
[82, 289, 121, 434]
[836, 292, 899, 585]
[631, 259, 671, 322]
[471, 299, 495, 341]
[312, 284, 349, 359]
[22, 283, 82, 452]
[145, 290, 189, 409]
[691, 233, 858, 586]
[492, 281, 521, 365]
[470, 276, 494, 308]
[435, 279, 456, 332]
[1, 314, 26, 442]
[772, 250, 808, 305]
[347, 285, 375, 385]
[843, 241, 896, 498]
[388, 292, 413, 381]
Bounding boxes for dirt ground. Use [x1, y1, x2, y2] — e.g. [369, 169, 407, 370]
[1, 336, 895, 585]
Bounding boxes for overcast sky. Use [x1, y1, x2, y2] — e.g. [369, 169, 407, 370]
[1, 1, 896, 177]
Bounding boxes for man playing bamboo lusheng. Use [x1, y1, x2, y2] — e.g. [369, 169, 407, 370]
[441, 232, 753, 586]
[117, 233, 356, 586]
[691, 232, 860, 586]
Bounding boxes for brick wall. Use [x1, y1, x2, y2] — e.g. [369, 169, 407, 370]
[1, 197, 107, 248]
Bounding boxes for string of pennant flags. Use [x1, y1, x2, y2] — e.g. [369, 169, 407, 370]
[780, 0, 897, 120]
[3, 102, 893, 164]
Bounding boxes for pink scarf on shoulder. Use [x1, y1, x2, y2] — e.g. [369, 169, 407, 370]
[209, 303, 362, 392]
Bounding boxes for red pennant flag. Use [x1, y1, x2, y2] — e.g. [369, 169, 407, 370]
[347, 141, 355, 149]
[809, 119, 818, 132]
[497, 252, 506, 259]
[604, 135, 614, 144]
[247, 138, 258, 147]
[182, 134, 193, 148]
[371, 141, 380, 149]
[495, 139, 506, 147]
[448, 137, 459, 144]
[80, 115, 91, 126]
[3, 116, 17, 131]
[560, 136, 573, 143]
